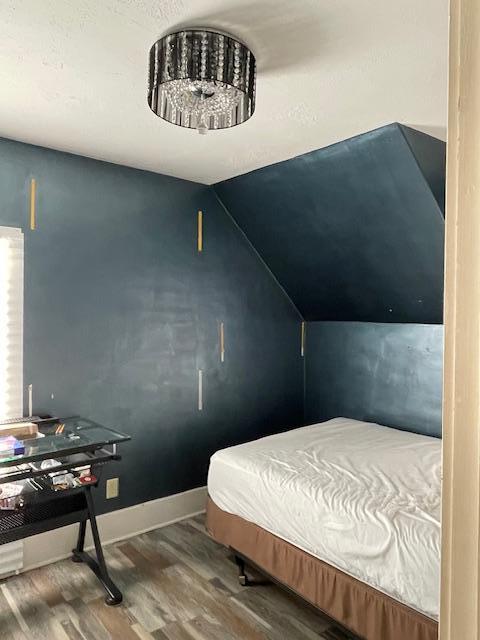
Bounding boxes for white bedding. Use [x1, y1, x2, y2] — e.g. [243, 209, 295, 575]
[207, 417, 441, 619]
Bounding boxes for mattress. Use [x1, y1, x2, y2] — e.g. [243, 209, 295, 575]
[207, 417, 441, 619]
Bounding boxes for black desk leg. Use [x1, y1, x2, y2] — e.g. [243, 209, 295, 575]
[71, 487, 123, 606]
[73, 519, 87, 555]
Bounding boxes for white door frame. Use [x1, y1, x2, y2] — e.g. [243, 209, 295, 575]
[440, 0, 480, 636]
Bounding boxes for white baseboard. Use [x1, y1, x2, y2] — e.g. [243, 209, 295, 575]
[21, 485, 208, 573]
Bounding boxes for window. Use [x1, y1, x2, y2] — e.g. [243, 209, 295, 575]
[0, 226, 24, 420]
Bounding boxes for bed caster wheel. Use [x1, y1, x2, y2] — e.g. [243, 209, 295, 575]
[235, 555, 251, 587]
[105, 594, 122, 606]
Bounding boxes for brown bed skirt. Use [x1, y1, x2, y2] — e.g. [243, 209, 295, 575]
[206, 497, 438, 640]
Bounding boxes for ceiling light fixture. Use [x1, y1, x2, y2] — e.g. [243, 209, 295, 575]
[148, 29, 256, 135]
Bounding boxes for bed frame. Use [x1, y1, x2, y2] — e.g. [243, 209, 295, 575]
[206, 497, 438, 640]
[232, 550, 358, 639]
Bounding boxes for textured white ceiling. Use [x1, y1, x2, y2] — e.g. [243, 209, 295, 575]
[0, 0, 448, 184]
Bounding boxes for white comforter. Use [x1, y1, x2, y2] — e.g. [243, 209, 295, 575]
[207, 417, 441, 619]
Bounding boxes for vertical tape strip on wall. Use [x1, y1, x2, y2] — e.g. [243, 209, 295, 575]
[220, 322, 225, 363]
[29, 178, 36, 231]
[28, 384, 33, 417]
[197, 210, 203, 252]
[301, 321, 306, 357]
[198, 369, 203, 411]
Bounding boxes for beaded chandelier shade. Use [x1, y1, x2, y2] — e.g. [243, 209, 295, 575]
[148, 29, 256, 134]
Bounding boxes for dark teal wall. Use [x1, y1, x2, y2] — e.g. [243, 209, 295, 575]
[305, 322, 443, 438]
[401, 126, 446, 213]
[214, 123, 445, 323]
[214, 124, 445, 437]
[0, 137, 304, 514]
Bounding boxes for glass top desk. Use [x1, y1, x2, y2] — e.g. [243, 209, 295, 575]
[0, 416, 130, 605]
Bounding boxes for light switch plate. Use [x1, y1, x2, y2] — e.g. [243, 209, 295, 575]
[106, 477, 119, 499]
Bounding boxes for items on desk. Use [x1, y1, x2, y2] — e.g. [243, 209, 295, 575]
[51, 472, 75, 490]
[78, 470, 97, 485]
[0, 436, 25, 460]
[0, 421, 37, 440]
[27, 477, 43, 491]
[41, 459, 73, 490]
[45, 463, 97, 491]
[40, 459, 62, 470]
[0, 482, 24, 510]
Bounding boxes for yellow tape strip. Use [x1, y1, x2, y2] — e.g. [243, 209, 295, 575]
[198, 210, 203, 252]
[30, 178, 36, 230]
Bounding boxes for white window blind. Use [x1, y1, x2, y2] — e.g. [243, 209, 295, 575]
[0, 226, 24, 420]
[0, 227, 24, 578]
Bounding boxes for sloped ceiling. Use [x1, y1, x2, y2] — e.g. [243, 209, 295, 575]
[214, 123, 445, 323]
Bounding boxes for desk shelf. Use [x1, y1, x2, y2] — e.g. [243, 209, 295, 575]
[0, 491, 88, 545]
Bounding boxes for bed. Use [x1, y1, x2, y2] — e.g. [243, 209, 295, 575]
[206, 417, 440, 640]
